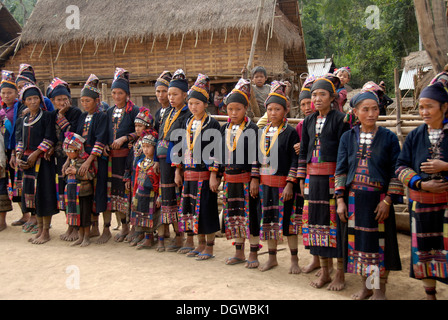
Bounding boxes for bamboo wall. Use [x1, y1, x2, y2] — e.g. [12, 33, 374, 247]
[5, 29, 286, 86]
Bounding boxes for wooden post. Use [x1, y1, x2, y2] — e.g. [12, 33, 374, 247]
[102, 83, 108, 106]
[244, 0, 265, 118]
[247, 0, 265, 73]
[394, 68, 404, 144]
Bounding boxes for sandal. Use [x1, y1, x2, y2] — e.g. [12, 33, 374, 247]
[196, 253, 215, 261]
[177, 247, 195, 254]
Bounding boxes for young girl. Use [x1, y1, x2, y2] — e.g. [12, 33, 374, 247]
[174, 74, 221, 260]
[155, 69, 191, 252]
[336, 86, 403, 300]
[76, 74, 109, 240]
[130, 132, 161, 250]
[63, 132, 96, 247]
[396, 73, 448, 300]
[257, 81, 301, 273]
[297, 75, 350, 290]
[46, 78, 82, 242]
[16, 83, 58, 244]
[154, 71, 172, 133]
[219, 79, 262, 268]
[125, 108, 156, 246]
[99, 68, 140, 244]
[335, 67, 351, 111]
[0, 70, 17, 231]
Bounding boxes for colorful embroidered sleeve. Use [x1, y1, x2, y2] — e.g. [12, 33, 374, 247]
[396, 166, 420, 188]
[287, 166, 298, 184]
[16, 141, 24, 154]
[56, 114, 70, 131]
[91, 142, 105, 157]
[127, 132, 139, 143]
[38, 139, 54, 152]
[296, 159, 307, 179]
[335, 174, 347, 193]
[251, 161, 260, 179]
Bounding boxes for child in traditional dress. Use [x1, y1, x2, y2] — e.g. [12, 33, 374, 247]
[174, 74, 221, 260]
[16, 83, 57, 244]
[257, 81, 301, 273]
[124, 107, 156, 246]
[219, 79, 262, 268]
[155, 69, 191, 252]
[131, 132, 161, 250]
[47, 78, 82, 242]
[335, 67, 351, 112]
[62, 132, 96, 247]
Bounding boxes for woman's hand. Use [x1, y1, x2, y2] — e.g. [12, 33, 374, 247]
[299, 179, 305, 197]
[420, 159, 448, 174]
[174, 168, 183, 188]
[374, 197, 391, 222]
[209, 173, 221, 194]
[281, 182, 294, 202]
[293, 143, 300, 155]
[421, 179, 448, 193]
[250, 178, 259, 198]
[337, 198, 348, 223]
[110, 136, 128, 150]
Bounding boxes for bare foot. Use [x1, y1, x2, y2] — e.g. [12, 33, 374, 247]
[80, 237, 91, 248]
[60, 226, 73, 241]
[352, 287, 373, 300]
[32, 230, 51, 245]
[258, 255, 278, 272]
[327, 270, 345, 291]
[96, 228, 112, 244]
[370, 289, 387, 300]
[289, 256, 302, 274]
[90, 223, 100, 238]
[302, 257, 321, 274]
[310, 274, 332, 289]
[70, 237, 83, 247]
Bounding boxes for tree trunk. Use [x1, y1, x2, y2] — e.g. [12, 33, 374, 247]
[414, 0, 448, 73]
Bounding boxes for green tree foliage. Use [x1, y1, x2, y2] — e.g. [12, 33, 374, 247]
[2, 0, 37, 26]
[300, 0, 420, 90]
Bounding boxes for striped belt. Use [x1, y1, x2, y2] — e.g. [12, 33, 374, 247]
[224, 172, 252, 183]
[260, 175, 287, 188]
[307, 162, 337, 176]
[409, 189, 448, 204]
[184, 170, 210, 181]
[109, 148, 130, 158]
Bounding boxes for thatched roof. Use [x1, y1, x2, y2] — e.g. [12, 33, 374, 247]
[0, 3, 22, 67]
[401, 50, 432, 71]
[20, 0, 303, 50]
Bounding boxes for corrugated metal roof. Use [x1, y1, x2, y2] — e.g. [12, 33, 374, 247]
[307, 58, 335, 77]
[399, 67, 432, 90]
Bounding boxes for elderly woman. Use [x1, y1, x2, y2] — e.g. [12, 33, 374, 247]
[396, 73, 448, 300]
[335, 85, 404, 300]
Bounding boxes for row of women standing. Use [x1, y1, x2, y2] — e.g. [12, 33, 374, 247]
[1, 64, 448, 300]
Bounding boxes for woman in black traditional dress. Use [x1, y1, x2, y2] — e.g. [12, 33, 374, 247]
[46, 78, 82, 241]
[155, 69, 191, 252]
[336, 85, 403, 300]
[97, 68, 140, 244]
[76, 74, 109, 241]
[297, 74, 350, 290]
[16, 83, 57, 244]
[174, 74, 221, 260]
[396, 72, 448, 300]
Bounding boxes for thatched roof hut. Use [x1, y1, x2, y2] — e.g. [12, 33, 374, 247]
[4, 0, 307, 113]
[0, 3, 22, 68]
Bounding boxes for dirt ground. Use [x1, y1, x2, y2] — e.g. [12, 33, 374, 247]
[0, 204, 446, 301]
